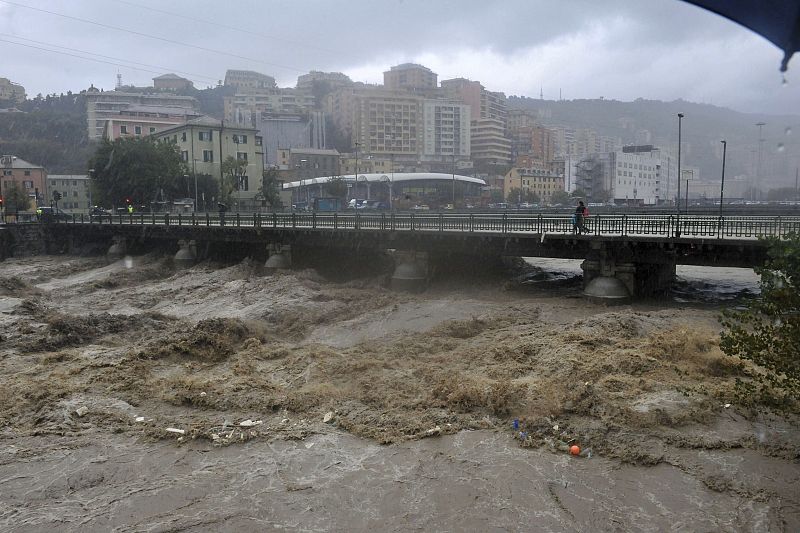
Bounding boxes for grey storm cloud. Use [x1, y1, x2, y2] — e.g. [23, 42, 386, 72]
[0, 0, 796, 114]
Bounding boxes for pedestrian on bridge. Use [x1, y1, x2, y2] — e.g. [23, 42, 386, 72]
[573, 201, 589, 234]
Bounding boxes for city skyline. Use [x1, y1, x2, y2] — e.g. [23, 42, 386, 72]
[0, 0, 797, 115]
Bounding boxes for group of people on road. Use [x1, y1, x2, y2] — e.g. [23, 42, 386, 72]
[572, 201, 591, 234]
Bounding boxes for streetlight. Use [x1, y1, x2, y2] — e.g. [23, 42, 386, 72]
[451, 153, 456, 206]
[87, 168, 95, 210]
[755, 122, 766, 201]
[677, 113, 684, 213]
[719, 140, 727, 217]
[353, 142, 360, 204]
[300, 159, 308, 206]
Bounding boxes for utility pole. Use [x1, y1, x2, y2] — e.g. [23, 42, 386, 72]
[755, 122, 766, 201]
[719, 140, 727, 217]
[677, 113, 684, 213]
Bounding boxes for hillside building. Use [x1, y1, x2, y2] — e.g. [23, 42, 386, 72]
[0, 78, 26, 103]
[0, 155, 47, 207]
[383, 63, 438, 91]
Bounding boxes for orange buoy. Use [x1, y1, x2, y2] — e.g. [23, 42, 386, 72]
[570, 445, 581, 456]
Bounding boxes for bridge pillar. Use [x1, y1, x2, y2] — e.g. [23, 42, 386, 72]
[265, 244, 292, 271]
[582, 244, 676, 300]
[174, 240, 197, 268]
[390, 250, 428, 292]
[107, 236, 127, 261]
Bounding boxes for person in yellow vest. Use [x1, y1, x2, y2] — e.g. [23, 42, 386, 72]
[36, 206, 43, 221]
[127, 204, 134, 215]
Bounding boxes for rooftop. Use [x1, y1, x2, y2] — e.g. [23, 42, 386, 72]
[0, 155, 44, 169]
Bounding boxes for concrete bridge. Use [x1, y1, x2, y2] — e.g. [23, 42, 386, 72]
[3, 212, 795, 299]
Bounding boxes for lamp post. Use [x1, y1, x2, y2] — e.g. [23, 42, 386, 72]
[452, 153, 456, 206]
[353, 142, 360, 206]
[87, 168, 95, 210]
[677, 113, 684, 213]
[719, 140, 727, 217]
[755, 122, 766, 201]
[300, 159, 309, 206]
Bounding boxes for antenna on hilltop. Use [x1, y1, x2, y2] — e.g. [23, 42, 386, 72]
[116, 73, 122, 89]
[540, 86, 543, 100]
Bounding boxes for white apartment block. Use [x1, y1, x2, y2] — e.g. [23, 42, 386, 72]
[422, 100, 471, 160]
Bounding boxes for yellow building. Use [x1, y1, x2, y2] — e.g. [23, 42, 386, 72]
[504, 167, 565, 204]
[155, 116, 264, 210]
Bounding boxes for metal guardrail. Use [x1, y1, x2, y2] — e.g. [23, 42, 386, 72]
[9, 212, 800, 240]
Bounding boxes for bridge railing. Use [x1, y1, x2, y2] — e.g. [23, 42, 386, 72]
[17, 211, 800, 240]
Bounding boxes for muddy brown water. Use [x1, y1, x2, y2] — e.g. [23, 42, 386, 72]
[0, 255, 798, 531]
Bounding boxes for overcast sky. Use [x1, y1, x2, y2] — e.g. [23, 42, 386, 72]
[0, 0, 796, 114]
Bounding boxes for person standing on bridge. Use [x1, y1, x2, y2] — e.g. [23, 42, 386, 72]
[573, 201, 589, 234]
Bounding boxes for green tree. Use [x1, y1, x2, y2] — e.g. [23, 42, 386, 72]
[88, 137, 187, 208]
[720, 234, 800, 409]
[4, 182, 31, 213]
[220, 156, 248, 205]
[324, 175, 348, 199]
[506, 188, 540, 204]
[550, 190, 571, 205]
[571, 187, 587, 199]
[257, 167, 284, 209]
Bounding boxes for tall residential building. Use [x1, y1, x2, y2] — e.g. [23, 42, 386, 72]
[441, 78, 510, 164]
[277, 148, 341, 179]
[325, 88, 423, 160]
[383, 63, 437, 91]
[154, 116, 264, 210]
[223, 70, 277, 92]
[296, 71, 353, 91]
[1, 155, 47, 206]
[224, 89, 316, 122]
[422, 100, 471, 160]
[0, 78, 26, 103]
[84, 87, 199, 140]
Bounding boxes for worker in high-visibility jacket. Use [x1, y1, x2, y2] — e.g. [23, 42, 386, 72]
[127, 204, 134, 215]
[36, 207, 43, 221]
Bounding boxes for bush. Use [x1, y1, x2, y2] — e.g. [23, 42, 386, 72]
[720, 233, 800, 409]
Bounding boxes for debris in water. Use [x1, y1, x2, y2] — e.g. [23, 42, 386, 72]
[724, 403, 731, 408]
[166, 427, 185, 435]
[239, 419, 262, 427]
[323, 411, 334, 423]
[135, 416, 145, 422]
[75, 406, 89, 417]
[570, 445, 581, 456]
[426, 425, 441, 436]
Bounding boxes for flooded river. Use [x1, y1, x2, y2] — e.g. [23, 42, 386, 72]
[0, 254, 796, 531]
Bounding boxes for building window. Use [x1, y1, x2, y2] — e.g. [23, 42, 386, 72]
[134, 126, 142, 135]
[255, 136, 262, 146]
[120, 125, 128, 134]
[239, 175, 249, 191]
[181, 132, 187, 142]
[24, 170, 31, 176]
[199, 131, 213, 141]
[181, 151, 189, 162]
[23, 180, 33, 189]
[203, 150, 214, 162]
[149, 127, 156, 133]
[173, 135, 178, 143]
[236, 152, 247, 161]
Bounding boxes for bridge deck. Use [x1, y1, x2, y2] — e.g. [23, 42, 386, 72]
[35, 212, 800, 241]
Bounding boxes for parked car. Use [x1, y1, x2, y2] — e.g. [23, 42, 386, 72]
[89, 206, 111, 220]
[411, 204, 430, 211]
[348, 199, 368, 209]
[360, 200, 389, 210]
[38, 207, 71, 221]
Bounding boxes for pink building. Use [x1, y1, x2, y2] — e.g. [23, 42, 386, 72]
[103, 105, 201, 140]
[1, 155, 48, 208]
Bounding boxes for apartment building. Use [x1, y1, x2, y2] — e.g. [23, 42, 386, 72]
[384, 63, 437, 91]
[325, 88, 423, 160]
[155, 116, 264, 209]
[296, 71, 353, 92]
[224, 89, 316, 122]
[422, 100, 471, 161]
[0, 155, 47, 207]
[47, 175, 90, 212]
[223, 70, 277, 92]
[0, 78, 26, 103]
[440, 78, 510, 164]
[504, 167, 565, 204]
[102, 105, 201, 140]
[84, 86, 199, 140]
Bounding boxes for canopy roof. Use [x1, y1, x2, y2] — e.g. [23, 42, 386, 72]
[282, 172, 486, 189]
